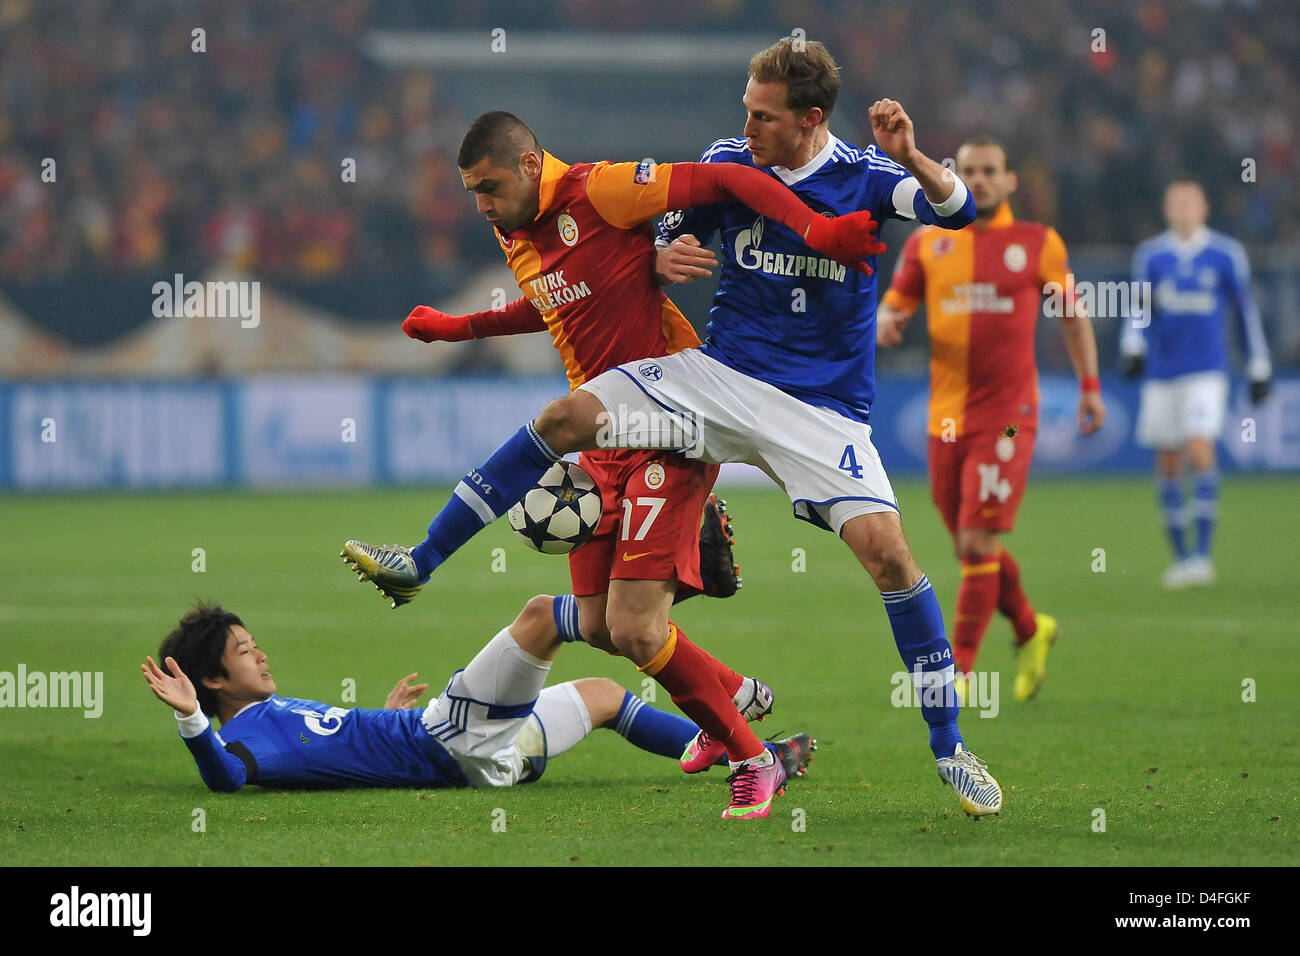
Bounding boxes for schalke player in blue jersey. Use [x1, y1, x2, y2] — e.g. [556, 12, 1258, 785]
[142, 602, 813, 792]
[1120, 179, 1272, 589]
[350, 37, 1001, 816]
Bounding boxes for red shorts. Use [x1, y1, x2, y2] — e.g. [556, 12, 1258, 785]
[928, 428, 1036, 534]
[568, 449, 719, 596]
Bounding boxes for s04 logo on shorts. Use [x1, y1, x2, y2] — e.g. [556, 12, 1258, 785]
[638, 362, 663, 381]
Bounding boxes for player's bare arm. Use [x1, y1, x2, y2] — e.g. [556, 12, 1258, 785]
[142, 654, 198, 717]
[876, 301, 917, 348]
[869, 99, 954, 205]
[655, 234, 718, 285]
[1060, 305, 1106, 434]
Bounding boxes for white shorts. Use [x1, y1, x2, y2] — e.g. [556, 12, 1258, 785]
[421, 629, 552, 788]
[578, 349, 898, 534]
[1136, 370, 1228, 449]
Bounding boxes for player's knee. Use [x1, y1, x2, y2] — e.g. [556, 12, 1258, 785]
[606, 614, 660, 664]
[956, 529, 997, 559]
[511, 595, 558, 648]
[534, 394, 597, 453]
[574, 677, 626, 727]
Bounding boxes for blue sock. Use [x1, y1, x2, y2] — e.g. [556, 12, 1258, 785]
[611, 691, 698, 759]
[552, 595, 584, 643]
[882, 574, 962, 759]
[1192, 470, 1218, 557]
[410, 423, 559, 577]
[1159, 478, 1187, 560]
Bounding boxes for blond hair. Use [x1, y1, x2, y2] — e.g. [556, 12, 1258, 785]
[748, 37, 841, 121]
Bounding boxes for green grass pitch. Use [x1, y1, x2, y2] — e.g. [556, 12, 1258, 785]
[1, 477, 1296, 866]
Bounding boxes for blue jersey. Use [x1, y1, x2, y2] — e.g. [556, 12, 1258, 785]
[177, 695, 468, 792]
[1123, 227, 1270, 381]
[658, 134, 975, 422]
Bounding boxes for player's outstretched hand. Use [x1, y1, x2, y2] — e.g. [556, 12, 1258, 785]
[1079, 391, 1106, 435]
[656, 235, 718, 284]
[1119, 352, 1144, 379]
[803, 210, 888, 275]
[142, 655, 199, 717]
[402, 306, 474, 343]
[385, 672, 430, 710]
[1250, 379, 1271, 404]
[868, 99, 918, 165]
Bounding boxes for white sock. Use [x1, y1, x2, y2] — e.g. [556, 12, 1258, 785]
[729, 748, 774, 771]
[531, 682, 592, 759]
[732, 677, 754, 710]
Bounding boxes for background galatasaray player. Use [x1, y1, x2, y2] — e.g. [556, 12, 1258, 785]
[877, 137, 1106, 702]
[343, 111, 879, 818]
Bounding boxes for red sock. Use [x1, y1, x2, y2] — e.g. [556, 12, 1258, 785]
[643, 623, 762, 761]
[706, 653, 744, 699]
[953, 553, 1000, 673]
[997, 548, 1037, 645]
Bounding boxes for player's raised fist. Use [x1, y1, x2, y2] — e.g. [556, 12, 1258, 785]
[402, 305, 474, 343]
[804, 209, 888, 275]
[869, 99, 917, 165]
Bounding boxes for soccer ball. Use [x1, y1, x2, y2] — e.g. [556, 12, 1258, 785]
[507, 460, 602, 554]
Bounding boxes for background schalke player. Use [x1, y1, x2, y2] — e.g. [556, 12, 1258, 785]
[1120, 179, 1272, 588]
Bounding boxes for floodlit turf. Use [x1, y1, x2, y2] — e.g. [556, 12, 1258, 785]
[1, 477, 1296, 866]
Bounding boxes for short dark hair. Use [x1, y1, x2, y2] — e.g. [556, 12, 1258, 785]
[959, 135, 1012, 170]
[159, 602, 243, 717]
[457, 111, 542, 171]
[748, 37, 841, 120]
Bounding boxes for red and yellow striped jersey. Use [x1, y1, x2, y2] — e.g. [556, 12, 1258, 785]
[495, 152, 699, 389]
[882, 202, 1070, 437]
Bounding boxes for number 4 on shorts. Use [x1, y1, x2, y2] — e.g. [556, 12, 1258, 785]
[838, 444, 864, 480]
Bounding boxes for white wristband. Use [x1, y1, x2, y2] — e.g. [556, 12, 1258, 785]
[929, 174, 969, 218]
[176, 708, 210, 739]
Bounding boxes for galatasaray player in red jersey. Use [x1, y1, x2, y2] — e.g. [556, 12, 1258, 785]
[877, 137, 1106, 702]
[343, 112, 872, 817]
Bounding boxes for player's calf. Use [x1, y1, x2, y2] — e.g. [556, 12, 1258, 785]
[841, 512, 922, 593]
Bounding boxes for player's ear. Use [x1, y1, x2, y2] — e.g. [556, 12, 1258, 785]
[519, 150, 543, 182]
[802, 106, 824, 131]
[1005, 170, 1019, 195]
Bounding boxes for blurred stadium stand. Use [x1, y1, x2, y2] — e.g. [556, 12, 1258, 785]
[0, 0, 1296, 486]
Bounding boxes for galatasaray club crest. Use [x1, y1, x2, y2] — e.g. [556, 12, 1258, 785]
[932, 237, 954, 256]
[1003, 243, 1028, 272]
[558, 213, 579, 246]
[644, 462, 665, 489]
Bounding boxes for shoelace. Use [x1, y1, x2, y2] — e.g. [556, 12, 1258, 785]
[725, 764, 762, 804]
[692, 730, 715, 752]
[954, 751, 992, 784]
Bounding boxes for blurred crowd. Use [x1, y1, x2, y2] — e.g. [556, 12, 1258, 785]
[1, 0, 1296, 281]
